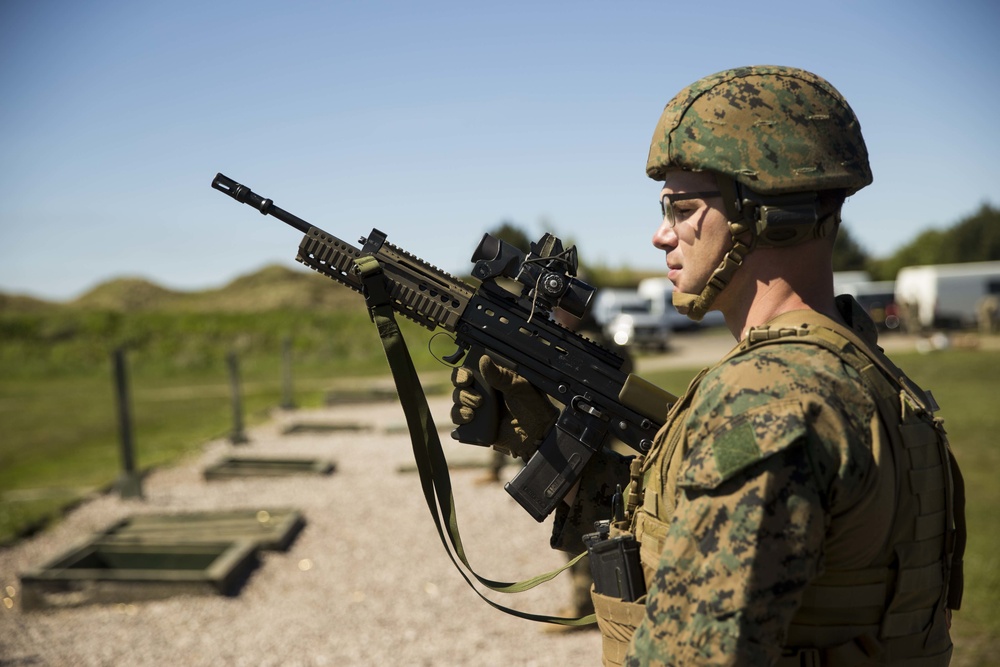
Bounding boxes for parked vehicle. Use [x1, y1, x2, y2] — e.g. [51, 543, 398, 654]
[602, 278, 731, 351]
[605, 299, 672, 350]
[636, 278, 727, 330]
[833, 271, 872, 295]
[837, 279, 899, 330]
[590, 288, 647, 327]
[894, 261, 1000, 330]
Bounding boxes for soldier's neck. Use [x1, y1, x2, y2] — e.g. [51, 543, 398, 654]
[721, 271, 843, 341]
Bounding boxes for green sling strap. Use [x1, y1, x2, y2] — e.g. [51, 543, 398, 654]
[354, 255, 595, 626]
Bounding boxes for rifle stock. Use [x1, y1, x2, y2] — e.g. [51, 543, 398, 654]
[212, 173, 676, 520]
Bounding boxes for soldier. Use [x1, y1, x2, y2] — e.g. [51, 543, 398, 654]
[977, 294, 999, 335]
[453, 66, 965, 665]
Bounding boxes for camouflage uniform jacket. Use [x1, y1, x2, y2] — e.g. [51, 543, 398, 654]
[552, 298, 959, 666]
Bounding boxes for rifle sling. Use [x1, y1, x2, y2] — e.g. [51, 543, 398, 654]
[354, 255, 595, 626]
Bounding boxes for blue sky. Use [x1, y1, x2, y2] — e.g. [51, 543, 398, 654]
[1, 0, 998, 301]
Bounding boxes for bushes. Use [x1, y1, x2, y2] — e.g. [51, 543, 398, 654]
[0, 309, 437, 379]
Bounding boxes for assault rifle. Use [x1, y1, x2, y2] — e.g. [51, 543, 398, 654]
[212, 173, 674, 521]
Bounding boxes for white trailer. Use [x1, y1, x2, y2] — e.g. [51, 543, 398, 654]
[894, 261, 1000, 329]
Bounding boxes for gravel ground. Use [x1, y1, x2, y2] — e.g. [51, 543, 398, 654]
[0, 395, 602, 666]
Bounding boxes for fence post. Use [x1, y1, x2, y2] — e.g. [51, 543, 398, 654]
[111, 347, 143, 499]
[227, 351, 249, 444]
[281, 336, 296, 410]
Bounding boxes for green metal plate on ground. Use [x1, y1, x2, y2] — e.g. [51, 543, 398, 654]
[324, 387, 399, 405]
[281, 422, 369, 434]
[203, 457, 335, 480]
[19, 540, 259, 610]
[99, 508, 306, 551]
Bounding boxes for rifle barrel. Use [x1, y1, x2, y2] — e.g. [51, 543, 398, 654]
[212, 173, 313, 234]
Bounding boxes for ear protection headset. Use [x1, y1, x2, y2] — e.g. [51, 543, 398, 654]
[715, 174, 838, 249]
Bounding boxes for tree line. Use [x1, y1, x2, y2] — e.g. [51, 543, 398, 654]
[834, 203, 1000, 280]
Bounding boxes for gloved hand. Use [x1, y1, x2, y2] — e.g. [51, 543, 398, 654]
[451, 355, 558, 460]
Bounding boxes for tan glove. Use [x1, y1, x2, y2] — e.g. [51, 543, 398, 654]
[451, 355, 558, 460]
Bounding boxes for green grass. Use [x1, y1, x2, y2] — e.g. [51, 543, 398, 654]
[0, 309, 444, 544]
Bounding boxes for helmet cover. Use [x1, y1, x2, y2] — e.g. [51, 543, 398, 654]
[646, 65, 873, 196]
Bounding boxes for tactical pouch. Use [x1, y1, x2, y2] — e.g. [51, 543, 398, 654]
[584, 522, 646, 602]
[591, 589, 647, 667]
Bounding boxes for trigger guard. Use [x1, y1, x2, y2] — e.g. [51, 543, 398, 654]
[432, 332, 466, 365]
[442, 346, 466, 365]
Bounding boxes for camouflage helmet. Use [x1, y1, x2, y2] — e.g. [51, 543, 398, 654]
[646, 65, 873, 196]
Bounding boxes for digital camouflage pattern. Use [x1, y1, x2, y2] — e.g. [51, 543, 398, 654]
[646, 66, 873, 196]
[550, 303, 960, 665]
[625, 339, 876, 666]
[551, 301, 959, 666]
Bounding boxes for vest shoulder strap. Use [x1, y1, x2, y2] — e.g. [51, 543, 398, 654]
[742, 310, 965, 613]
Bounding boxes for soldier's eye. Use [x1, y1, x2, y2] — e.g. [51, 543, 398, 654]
[673, 204, 697, 218]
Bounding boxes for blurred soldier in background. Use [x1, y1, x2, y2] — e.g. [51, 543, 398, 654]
[977, 294, 999, 335]
[454, 65, 965, 666]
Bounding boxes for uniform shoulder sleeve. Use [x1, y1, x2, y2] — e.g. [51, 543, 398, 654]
[683, 342, 875, 498]
[681, 398, 809, 490]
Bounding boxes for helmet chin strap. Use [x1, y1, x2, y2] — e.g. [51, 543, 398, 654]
[671, 228, 752, 321]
